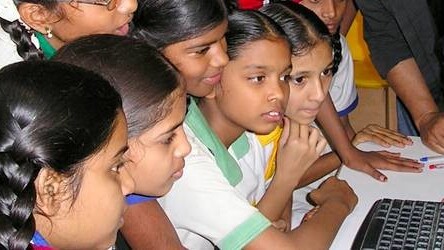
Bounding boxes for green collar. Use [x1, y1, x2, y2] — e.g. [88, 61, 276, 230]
[36, 32, 56, 59]
[185, 98, 243, 186]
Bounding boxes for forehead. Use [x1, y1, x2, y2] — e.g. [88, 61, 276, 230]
[137, 93, 186, 141]
[291, 41, 332, 70]
[228, 39, 291, 71]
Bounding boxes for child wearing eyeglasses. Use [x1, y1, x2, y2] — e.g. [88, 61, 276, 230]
[0, 0, 137, 68]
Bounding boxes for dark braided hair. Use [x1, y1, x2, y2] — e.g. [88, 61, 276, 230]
[330, 29, 343, 75]
[261, 1, 342, 74]
[0, 0, 60, 62]
[0, 61, 121, 249]
[0, 18, 43, 61]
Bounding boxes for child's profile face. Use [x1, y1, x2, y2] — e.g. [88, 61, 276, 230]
[162, 21, 229, 98]
[285, 41, 333, 124]
[300, 0, 347, 34]
[27, 0, 137, 49]
[125, 93, 191, 196]
[35, 111, 134, 249]
[215, 38, 291, 135]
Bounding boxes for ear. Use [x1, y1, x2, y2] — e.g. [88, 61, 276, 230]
[17, 3, 61, 34]
[34, 167, 65, 216]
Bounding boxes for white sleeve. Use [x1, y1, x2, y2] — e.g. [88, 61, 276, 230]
[159, 135, 270, 249]
[329, 35, 358, 116]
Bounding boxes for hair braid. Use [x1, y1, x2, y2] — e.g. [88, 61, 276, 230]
[0, 105, 39, 250]
[331, 30, 342, 75]
[0, 17, 43, 61]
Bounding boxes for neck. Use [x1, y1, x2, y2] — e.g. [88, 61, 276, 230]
[198, 97, 245, 148]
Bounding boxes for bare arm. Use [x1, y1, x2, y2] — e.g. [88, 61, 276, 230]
[120, 200, 185, 250]
[245, 177, 357, 250]
[386, 58, 444, 153]
[297, 152, 341, 188]
[339, 115, 356, 140]
[257, 119, 326, 221]
[317, 94, 422, 181]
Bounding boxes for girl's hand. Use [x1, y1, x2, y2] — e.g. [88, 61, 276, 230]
[301, 206, 320, 223]
[308, 177, 358, 214]
[275, 118, 327, 186]
[343, 147, 423, 182]
[271, 219, 290, 232]
[352, 124, 413, 148]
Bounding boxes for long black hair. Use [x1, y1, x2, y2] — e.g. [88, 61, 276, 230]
[54, 34, 183, 138]
[0, 61, 121, 249]
[131, 0, 228, 49]
[261, 1, 342, 74]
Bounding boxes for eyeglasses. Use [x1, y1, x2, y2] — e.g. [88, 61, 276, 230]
[59, 0, 118, 11]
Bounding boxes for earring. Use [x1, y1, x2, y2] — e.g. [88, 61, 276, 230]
[45, 27, 53, 39]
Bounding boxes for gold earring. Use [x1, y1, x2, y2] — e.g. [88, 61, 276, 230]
[45, 27, 53, 39]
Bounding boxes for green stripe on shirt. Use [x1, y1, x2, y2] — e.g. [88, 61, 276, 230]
[218, 211, 271, 250]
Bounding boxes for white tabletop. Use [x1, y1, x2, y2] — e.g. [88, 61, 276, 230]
[330, 136, 444, 249]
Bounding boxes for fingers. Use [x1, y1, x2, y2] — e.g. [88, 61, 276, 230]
[301, 206, 319, 223]
[374, 151, 424, 171]
[354, 124, 413, 148]
[280, 117, 301, 147]
[308, 177, 358, 211]
[422, 136, 444, 154]
[279, 117, 290, 146]
[299, 124, 309, 140]
[418, 113, 444, 154]
[356, 163, 388, 182]
[272, 219, 288, 232]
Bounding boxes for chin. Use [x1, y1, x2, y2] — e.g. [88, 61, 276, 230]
[253, 126, 278, 135]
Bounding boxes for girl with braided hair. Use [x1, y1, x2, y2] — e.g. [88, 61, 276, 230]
[0, 0, 137, 68]
[0, 61, 134, 249]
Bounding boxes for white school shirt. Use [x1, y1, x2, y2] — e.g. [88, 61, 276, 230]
[158, 100, 270, 250]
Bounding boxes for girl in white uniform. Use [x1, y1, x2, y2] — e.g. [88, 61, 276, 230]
[159, 9, 357, 250]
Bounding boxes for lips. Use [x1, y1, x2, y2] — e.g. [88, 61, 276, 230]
[262, 110, 284, 123]
[301, 108, 320, 117]
[325, 23, 338, 33]
[202, 72, 222, 86]
[171, 161, 185, 180]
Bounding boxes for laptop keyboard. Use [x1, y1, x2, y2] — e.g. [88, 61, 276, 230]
[352, 198, 444, 250]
